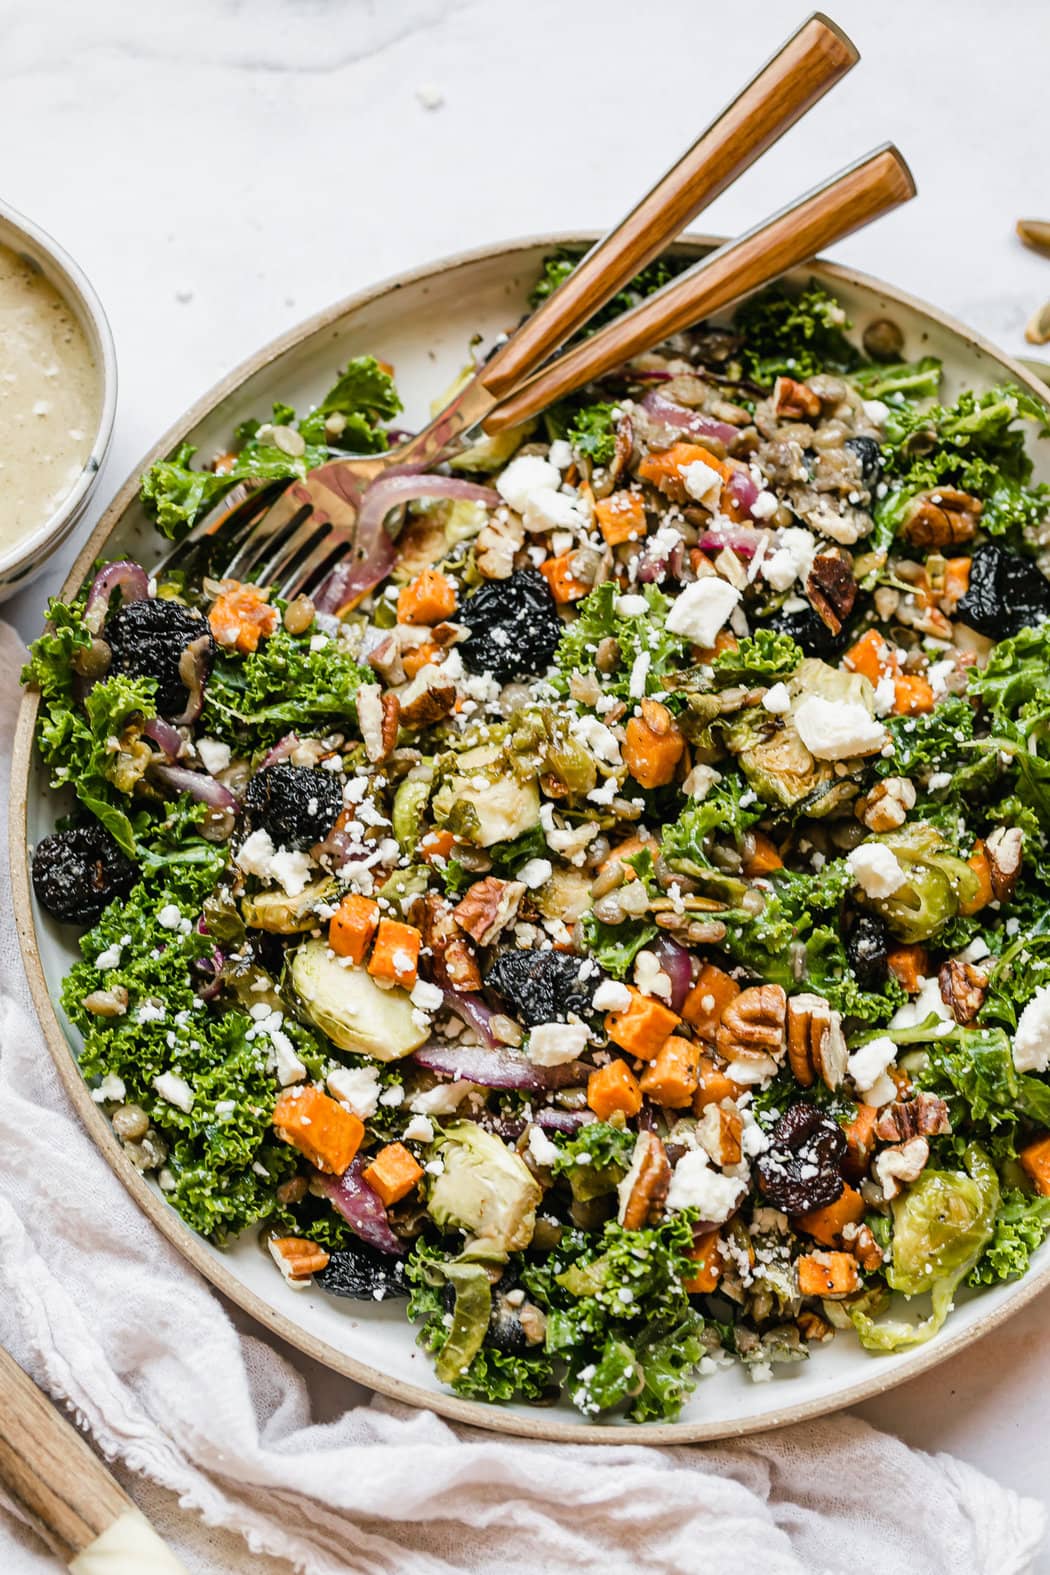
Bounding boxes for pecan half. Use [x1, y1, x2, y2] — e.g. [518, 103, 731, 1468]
[901, 487, 982, 549]
[986, 825, 1023, 902]
[418, 894, 481, 992]
[875, 1092, 951, 1143]
[717, 984, 787, 1062]
[938, 959, 988, 1025]
[874, 1136, 929, 1199]
[609, 411, 634, 482]
[773, 375, 821, 422]
[807, 555, 857, 636]
[854, 776, 916, 833]
[618, 1132, 671, 1229]
[379, 692, 400, 760]
[452, 877, 526, 947]
[786, 993, 848, 1091]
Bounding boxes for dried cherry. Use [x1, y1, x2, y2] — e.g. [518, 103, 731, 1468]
[844, 909, 890, 992]
[485, 948, 594, 1027]
[756, 1103, 846, 1214]
[32, 823, 138, 926]
[843, 435, 883, 491]
[957, 542, 1050, 638]
[460, 568, 562, 684]
[242, 764, 343, 850]
[315, 1243, 408, 1301]
[104, 597, 215, 717]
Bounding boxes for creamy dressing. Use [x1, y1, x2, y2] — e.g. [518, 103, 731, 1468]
[0, 241, 99, 550]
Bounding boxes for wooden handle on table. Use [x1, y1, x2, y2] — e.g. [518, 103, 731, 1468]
[0, 1344, 187, 1571]
[483, 144, 915, 432]
[477, 12, 858, 401]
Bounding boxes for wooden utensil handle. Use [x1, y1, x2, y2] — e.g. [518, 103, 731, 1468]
[0, 1343, 131, 1563]
[483, 144, 915, 433]
[477, 11, 857, 401]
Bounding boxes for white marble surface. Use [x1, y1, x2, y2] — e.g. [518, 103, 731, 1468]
[4, 0, 1050, 1564]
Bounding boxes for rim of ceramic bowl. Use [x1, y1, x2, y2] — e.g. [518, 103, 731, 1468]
[0, 197, 118, 580]
[12, 231, 1050, 1442]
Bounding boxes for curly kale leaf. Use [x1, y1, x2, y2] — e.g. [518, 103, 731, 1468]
[553, 581, 687, 700]
[967, 627, 1050, 824]
[732, 281, 860, 386]
[530, 250, 687, 343]
[660, 775, 763, 896]
[40, 678, 156, 856]
[141, 358, 401, 537]
[711, 630, 803, 687]
[579, 914, 658, 978]
[566, 401, 619, 465]
[848, 357, 942, 403]
[521, 1213, 707, 1422]
[969, 1189, 1050, 1286]
[551, 1121, 635, 1201]
[918, 1027, 1050, 1132]
[203, 625, 371, 744]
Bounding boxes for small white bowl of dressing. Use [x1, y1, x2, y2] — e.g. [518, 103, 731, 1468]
[0, 199, 116, 599]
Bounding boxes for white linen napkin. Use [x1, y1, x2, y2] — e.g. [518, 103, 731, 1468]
[0, 620, 1044, 1575]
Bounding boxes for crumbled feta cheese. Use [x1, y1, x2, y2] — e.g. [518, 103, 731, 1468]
[157, 903, 183, 931]
[236, 828, 276, 880]
[518, 857, 553, 890]
[571, 712, 622, 765]
[327, 1064, 382, 1119]
[680, 458, 723, 508]
[890, 975, 955, 1033]
[616, 594, 649, 617]
[403, 1114, 435, 1143]
[666, 1149, 746, 1221]
[928, 771, 953, 792]
[862, 398, 889, 427]
[273, 1036, 307, 1087]
[1014, 984, 1050, 1073]
[409, 1079, 476, 1115]
[528, 1021, 591, 1066]
[495, 454, 561, 512]
[847, 842, 906, 898]
[628, 651, 651, 698]
[761, 527, 817, 592]
[378, 1083, 404, 1107]
[665, 578, 741, 647]
[762, 682, 792, 714]
[750, 490, 779, 521]
[153, 1071, 194, 1113]
[410, 978, 443, 1012]
[95, 942, 124, 970]
[633, 949, 673, 1002]
[794, 696, 886, 760]
[927, 659, 956, 700]
[197, 737, 231, 775]
[523, 487, 589, 534]
[269, 847, 313, 898]
[135, 1000, 166, 1024]
[873, 673, 897, 717]
[527, 1125, 561, 1167]
[592, 979, 632, 1012]
[548, 439, 573, 471]
[92, 1073, 126, 1103]
[847, 1035, 897, 1094]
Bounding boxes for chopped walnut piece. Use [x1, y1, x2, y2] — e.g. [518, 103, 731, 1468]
[874, 1136, 930, 1199]
[986, 825, 1023, 903]
[875, 1092, 951, 1143]
[617, 1131, 671, 1229]
[796, 1308, 835, 1343]
[773, 375, 821, 422]
[855, 776, 916, 833]
[475, 511, 525, 579]
[452, 877, 526, 946]
[938, 959, 988, 1025]
[786, 993, 848, 1091]
[368, 633, 406, 687]
[717, 983, 787, 1062]
[901, 487, 981, 549]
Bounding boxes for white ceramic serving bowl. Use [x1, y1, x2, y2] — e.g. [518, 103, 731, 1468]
[12, 235, 1050, 1441]
[0, 198, 117, 600]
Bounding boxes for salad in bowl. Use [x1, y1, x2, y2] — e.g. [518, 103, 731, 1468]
[23, 255, 1050, 1423]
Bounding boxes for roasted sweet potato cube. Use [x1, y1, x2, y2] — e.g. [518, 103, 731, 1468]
[273, 1085, 363, 1175]
[842, 1103, 879, 1181]
[693, 1054, 744, 1113]
[604, 987, 680, 1061]
[363, 1142, 425, 1206]
[797, 1250, 861, 1300]
[639, 1035, 700, 1108]
[587, 1059, 643, 1120]
[794, 1183, 866, 1246]
[682, 964, 740, 1042]
[367, 918, 422, 988]
[594, 490, 646, 545]
[1020, 1133, 1050, 1197]
[682, 1231, 723, 1294]
[329, 894, 380, 964]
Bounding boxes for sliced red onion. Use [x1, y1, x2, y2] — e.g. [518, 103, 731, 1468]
[260, 733, 300, 770]
[724, 467, 760, 517]
[318, 1160, 404, 1256]
[441, 988, 497, 1049]
[535, 1107, 596, 1134]
[640, 390, 736, 445]
[152, 763, 239, 811]
[85, 560, 149, 631]
[142, 717, 182, 760]
[636, 538, 687, 585]
[697, 523, 767, 559]
[413, 1041, 590, 1091]
[651, 934, 692, 1014]
[170, 635, 212, 726]
[314, 475, 499, 615]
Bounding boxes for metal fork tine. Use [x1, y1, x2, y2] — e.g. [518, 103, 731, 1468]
[151, 478, 287, 578]
[253, 515, 330, 590]
[279, 528, 350, 600]
[221, 496, 313, 583]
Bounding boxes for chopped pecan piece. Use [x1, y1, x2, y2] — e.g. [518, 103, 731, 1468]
[986, 825, 1023, 902]
[379, 692, 400, 759]
[773, 375, 821, 422]
[938, 959, 988, 1025]
[901, 487, 982, 549]
[609, 412, 634, 482]
[418, 894, 481, 992]
[399, 669, 456, 728]
[875, 1092, 951, 1143]
[452, 877, 526, 947]
[695, 1102, 744, 1168]
[357, 682, 386, 763]
[716, 983, 787, 1062]
[807, 555, 857, 636]
[796, 1308, 835, 1343]
[874, 1136, 929, 1199]
[267, 1235, 330, 1285]
[843, 1221, 884, 1272]
[786, 993, 848, 1091]
[617, 1132, 672, 1229]
[854, 776, 916, 833]
[475, 511, 525, 579]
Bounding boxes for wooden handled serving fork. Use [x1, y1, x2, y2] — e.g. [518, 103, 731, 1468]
[154, 15, 913, 615]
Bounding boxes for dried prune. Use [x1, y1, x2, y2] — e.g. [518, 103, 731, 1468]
[315, 1243, 408, 1301]
[766, 603, 850, 659]
[843, 435, 883, 491]
[485, 948, 594, 1027]
[844, 909, 890, 992]
[242, 764, 343, 850]
[957, 542, 1050, 638]
[32, 824, 137, 925]
[104, 597, 215, 717]
[755, 1103, 846, 1214]
[460, 568, 562, 684]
